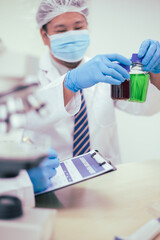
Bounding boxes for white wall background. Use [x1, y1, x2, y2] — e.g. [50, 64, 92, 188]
[0, 0, 46, 57]
[0, 0, 160, 163]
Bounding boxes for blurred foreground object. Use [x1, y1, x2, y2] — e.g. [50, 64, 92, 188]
[0, 38, 50, 179]
[0, 39, 47, 133]
[0, 39, 56, 240]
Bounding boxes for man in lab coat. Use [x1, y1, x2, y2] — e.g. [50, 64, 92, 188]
[2, 0, 160, 206]
[24, 0, 160, 193]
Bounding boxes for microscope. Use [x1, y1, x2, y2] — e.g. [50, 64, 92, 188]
[0, 40, 56, 240]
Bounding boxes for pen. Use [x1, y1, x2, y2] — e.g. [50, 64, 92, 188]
[115, 217, 160, 240]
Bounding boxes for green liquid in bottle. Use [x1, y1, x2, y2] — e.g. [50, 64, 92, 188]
[129, 73, 149, 103]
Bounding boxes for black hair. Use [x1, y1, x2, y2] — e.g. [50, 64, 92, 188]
[42, 23, 48, 33]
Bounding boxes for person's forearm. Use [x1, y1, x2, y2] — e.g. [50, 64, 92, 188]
[63, 78, 75, 106]
[149, 72, 160, 90]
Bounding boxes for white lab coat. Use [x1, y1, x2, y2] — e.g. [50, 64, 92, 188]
[25, 51, 160, 166]
[2, 51, 159, 204]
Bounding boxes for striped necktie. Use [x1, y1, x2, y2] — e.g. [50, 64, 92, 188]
[73, 90, 91, 157]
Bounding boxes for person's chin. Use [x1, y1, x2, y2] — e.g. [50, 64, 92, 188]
[52, 54, 83, 68]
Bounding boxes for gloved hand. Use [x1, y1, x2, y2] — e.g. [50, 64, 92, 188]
[138, 39, 160, 74]
[65, 54, 131, 92]
[27, 147, 60, 193]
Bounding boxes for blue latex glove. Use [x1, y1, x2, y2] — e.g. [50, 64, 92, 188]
[27, 147, 60, 193]
[65, 54, 131, 92]
[138, 39, 160, 73]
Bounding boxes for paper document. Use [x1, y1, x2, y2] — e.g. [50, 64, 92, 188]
[36, 150, 116, 196]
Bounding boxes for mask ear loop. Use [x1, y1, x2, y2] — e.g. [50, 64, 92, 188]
[46, 33, 50, 39]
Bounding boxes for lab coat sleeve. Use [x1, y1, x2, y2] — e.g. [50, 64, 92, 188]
[26, 73, 81, 130]
[0, 170, 35, 208]
[114, 82, 160, 116]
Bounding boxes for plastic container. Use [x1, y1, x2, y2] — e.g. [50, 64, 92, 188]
[129, 53, 149, 103]
[111, 63, 131, 100]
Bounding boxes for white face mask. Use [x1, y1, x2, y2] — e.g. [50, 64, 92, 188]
[48, 29, 90, 62]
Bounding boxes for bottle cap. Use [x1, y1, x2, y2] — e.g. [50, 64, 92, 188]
[118, 63, 130, 72]
[131, 53, 142, 63]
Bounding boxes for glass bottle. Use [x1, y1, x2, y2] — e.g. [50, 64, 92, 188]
[129, 53, 149, 103]
[111, 63, 131, 100]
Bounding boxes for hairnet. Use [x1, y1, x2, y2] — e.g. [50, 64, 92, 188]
[36, 0, 89, 29]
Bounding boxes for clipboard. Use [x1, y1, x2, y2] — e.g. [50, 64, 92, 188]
[36, 149, 117, 196]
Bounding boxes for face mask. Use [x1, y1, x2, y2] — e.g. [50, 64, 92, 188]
[47, 29, 90, 63]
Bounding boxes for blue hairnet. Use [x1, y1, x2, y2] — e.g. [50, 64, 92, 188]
[36, 0, 89, 29]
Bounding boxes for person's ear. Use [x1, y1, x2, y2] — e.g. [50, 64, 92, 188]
[40, 29, 49, 46]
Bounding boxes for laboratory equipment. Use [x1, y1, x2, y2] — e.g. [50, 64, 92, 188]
[129, 53, 149, 103]
[0, 39, 47, 133]
[111, 63, 131, 100]
[0, 39, 56, 240]
[0, 38, 50, 179]
[0, 198, 56, 240]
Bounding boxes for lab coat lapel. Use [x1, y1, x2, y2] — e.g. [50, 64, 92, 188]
[40, 51, 61, 82]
